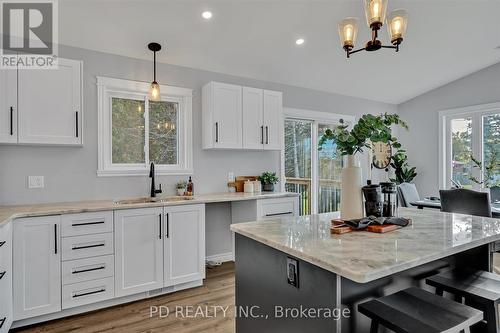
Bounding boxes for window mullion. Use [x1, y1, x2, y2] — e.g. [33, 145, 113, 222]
[144, 97, 150, 167]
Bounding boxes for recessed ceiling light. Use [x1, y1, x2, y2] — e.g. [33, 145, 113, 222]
[202, 11, 213, 20]
[295, 38, 305, 46]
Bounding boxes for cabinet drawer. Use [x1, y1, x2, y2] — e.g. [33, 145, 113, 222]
[62, 211, 113, 237]
[62, 255, 114, 285]
[62, 277, 114, 310]
[257, 197, 298, 219]
[62, 233, 113, 261]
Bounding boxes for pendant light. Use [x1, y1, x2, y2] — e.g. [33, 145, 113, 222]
[148, 42, 161, 101]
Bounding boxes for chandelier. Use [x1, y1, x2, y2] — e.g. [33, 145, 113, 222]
[338, 0, 408, 58]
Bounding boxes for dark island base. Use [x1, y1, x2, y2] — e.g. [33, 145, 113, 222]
[235, 234, 491, 333]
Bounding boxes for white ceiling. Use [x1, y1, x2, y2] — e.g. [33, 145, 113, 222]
[59, 0, 500, 104]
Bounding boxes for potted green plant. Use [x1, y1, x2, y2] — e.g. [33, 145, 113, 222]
[319, 113, 409, 219]
[259, 172, 279, 192]
[390, 150, 417, 184]
[175, 181, 187, 196]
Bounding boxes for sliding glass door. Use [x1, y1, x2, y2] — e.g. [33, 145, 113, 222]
[284, 117, 344, 215]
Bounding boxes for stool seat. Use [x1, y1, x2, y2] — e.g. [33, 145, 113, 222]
[358, 287, 483, 333]
[426, 269, 500, 302]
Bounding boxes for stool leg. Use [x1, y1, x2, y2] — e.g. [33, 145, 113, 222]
[370, 320, 379, 333]
[461, 327, 471, 333]
[483, 302, 499, 333]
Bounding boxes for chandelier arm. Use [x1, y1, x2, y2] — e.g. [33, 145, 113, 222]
[348, 47, 366, 55]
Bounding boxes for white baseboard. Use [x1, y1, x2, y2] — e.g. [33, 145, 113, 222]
[205, 252, 234, 263]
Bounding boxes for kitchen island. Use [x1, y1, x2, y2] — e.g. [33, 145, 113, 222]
[231, 208, 500, 333]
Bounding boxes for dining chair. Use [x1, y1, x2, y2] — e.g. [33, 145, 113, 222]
[398, 183, 420, 207]
[439, 188, 492, 218]
[491, 186, 500, 203]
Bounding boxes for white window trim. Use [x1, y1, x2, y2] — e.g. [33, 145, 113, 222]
[438, 101, 500, 190]
[97, 76, 193, 177]
[281, 107, 355, 214]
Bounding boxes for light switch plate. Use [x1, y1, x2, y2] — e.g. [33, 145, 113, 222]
[28, 176, 44, 189]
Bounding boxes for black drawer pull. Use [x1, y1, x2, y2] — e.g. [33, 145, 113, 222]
[73, 288, 105, 298]
[0, 241, 5, 248]
[0, 271, 5, 280]
[0, 317, 5, 329]
[72, 221, 105, 227]
[72, 243, 105, 250]
[10, 106, 13, 135]
[75, 111, 79, 137]
[265, 211, 293, 217]
[72, 266, 106, 274]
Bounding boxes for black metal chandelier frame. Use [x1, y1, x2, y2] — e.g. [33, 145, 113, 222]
[343, 22, 402, 59]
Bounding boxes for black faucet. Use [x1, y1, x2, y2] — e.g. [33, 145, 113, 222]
[149, 162, 162, 197]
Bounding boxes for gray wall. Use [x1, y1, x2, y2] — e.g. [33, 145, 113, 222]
[398, 61, 500, 197]
[0, 45, 396, 205]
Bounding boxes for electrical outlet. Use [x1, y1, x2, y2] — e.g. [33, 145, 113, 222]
[228, 172, 235, 182]
[28, 176, 44, 189]
[287, 257, 299, 288]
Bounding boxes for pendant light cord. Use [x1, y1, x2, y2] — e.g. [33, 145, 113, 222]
[153, 51, 156, 82]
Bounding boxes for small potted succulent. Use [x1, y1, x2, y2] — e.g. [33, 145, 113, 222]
[175, 181, 187, 196]
[259, 172, 279, 192]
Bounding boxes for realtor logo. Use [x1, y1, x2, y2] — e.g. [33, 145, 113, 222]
[1, 0, 58, 69]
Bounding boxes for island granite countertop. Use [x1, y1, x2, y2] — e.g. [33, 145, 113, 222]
[230, 208, 500, 283]
[0, 192, 298, 227]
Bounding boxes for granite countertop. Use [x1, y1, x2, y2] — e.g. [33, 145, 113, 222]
[231, 208, 500, 283]
[0, 192, 298, 226]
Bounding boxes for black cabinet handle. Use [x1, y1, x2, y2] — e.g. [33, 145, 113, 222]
[0, 241, 5, 248]
[265, 126, 269, 144]
[72, 266, 105, 274]
[215, 122, 219, 143]
[265, 211, 293, 217]
[54, 224, 58, 254]
[73, 288, 105, 298]
[72, 221, 105, 227]
[0, 317, 5, 329]
[261, 126, 264, 144]
[159, 214, 162, 239]
[0, 271, 5, 280]
[75, 111, 79, 137]
[72, 243, 105, 250]
[10, 106, 13, 135]
[166, 213, 169, 238]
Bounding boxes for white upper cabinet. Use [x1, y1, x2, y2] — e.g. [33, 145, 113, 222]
[13, 216, 61, 320]
[0, 70, 17, 143]
[164, 204, 205, 287]
[114, 207, 164, 297]
[203, 81, 283, 151]
[202, 82, 242, 149]
[18, 58, 82, 145]
[262, 90, 283, 150]
[242, 87, 264, 150]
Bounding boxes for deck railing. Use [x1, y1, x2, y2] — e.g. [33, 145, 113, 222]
[285, 177, 341, 215]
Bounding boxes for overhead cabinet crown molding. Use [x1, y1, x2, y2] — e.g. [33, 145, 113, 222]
[202, 81, 283, 150]
[0, 58, 83, 146]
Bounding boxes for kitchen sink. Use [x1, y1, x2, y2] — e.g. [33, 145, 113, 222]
[113, 196, 194, 205]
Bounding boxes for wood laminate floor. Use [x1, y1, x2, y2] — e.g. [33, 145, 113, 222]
[14, 263, 235, 333]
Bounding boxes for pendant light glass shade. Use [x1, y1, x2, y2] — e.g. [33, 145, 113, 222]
[149, 81, 161, 101]
[387, 9, 408, 44]
[338, 18, 358, 49]
[364, 0, 388, 27]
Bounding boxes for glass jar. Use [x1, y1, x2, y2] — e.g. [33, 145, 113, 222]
[380, 182, 398, 217]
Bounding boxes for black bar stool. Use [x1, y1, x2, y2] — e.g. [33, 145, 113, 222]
[427, 269, 500, 333]
[358, 287, 483, 333]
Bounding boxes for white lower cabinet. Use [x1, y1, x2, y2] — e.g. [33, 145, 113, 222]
[13, 216, 61, 320]
[164, 204, 205, 287]
[0, 222, 13, 333]
[114, 207, 164, 297]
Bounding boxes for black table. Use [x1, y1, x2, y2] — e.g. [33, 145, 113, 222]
[410, 199, 500, 217]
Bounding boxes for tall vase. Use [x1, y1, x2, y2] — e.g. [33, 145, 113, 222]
[340, 155, 364, 220]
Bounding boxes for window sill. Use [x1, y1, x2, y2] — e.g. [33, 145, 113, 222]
[97, 169, 194, 177]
